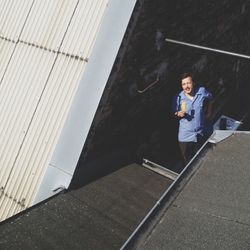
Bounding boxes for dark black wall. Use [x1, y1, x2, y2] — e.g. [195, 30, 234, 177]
[70, 0, 250, 187]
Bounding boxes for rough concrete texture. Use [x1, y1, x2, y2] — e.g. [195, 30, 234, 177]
[0, 164, 173, 250]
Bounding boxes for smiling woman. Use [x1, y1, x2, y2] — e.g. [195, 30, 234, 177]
[173, 73, 213, 164]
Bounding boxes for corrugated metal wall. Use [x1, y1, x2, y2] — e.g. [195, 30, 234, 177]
[0, 0, 109, 221]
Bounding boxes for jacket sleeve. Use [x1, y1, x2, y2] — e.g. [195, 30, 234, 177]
[202, 87, 213, 101]
[172, 94, 180, 114]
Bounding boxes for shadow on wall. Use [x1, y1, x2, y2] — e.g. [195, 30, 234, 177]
[69, 147, 134, 189]
[69, 0, 250, 189]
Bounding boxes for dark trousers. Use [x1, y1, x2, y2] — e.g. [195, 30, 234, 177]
[179, 135, 206, 165]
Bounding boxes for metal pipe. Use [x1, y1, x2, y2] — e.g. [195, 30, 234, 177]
[137, 77, 160, 93]
[142, 158, 178, 180]
[165, 38, 250, 59]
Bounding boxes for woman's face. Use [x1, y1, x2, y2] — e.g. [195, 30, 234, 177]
[181, 76, 194, 95]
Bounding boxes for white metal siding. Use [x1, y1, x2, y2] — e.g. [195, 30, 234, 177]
[60, 0, 108, 58]
[0, 40, 15, 79]
[0, 45, 57, 219]
[20, 0, 79, 50]
[45, 0, 137, 190]
[0, 0, 34, 41]
[0, 0, 109, 221]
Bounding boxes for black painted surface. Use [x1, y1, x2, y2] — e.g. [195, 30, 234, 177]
[71, 0, 250, 188]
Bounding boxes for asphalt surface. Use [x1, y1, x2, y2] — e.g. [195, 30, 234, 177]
[131, 133, 250, 249]
[0, 163, 173, 250]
